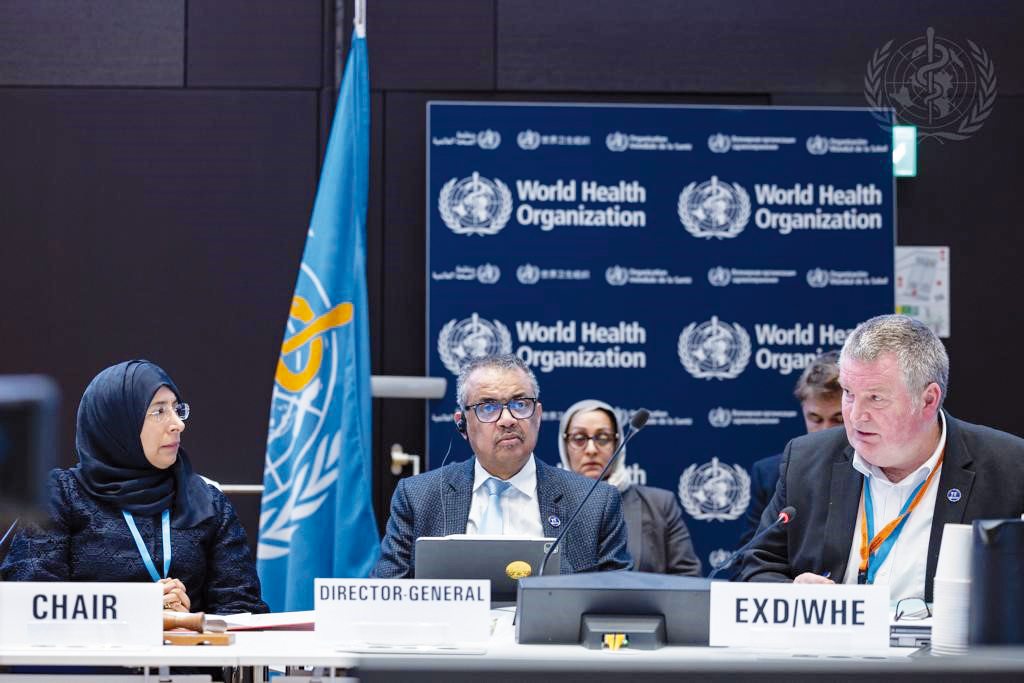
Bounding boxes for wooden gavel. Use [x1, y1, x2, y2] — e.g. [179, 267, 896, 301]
[163, 610, 207, 632]
[162, 610, 232, 646]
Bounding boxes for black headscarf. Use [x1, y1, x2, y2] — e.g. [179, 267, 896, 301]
[70, 360, 214, 528]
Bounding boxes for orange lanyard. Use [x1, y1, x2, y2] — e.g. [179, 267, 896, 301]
[857, 447, 944, 582]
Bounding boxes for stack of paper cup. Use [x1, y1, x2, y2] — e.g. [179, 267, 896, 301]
[931, 523, 973, 655]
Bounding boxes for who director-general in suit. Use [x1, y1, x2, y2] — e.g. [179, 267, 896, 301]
[373, 353, 631, 578]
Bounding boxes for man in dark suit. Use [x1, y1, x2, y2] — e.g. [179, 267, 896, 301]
[373, 354, 631, 578]
[740, 314, 1024, 602]
[739, 351, 843, 547]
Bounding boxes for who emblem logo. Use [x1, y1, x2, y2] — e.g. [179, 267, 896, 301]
[707, 133, 731, 153]
[865, 27, 997, 142]
[708, 549, 733, 570]
[605, 265, 628, 286]
[807, 268, 829, 288]
[517, 130, 541, 150]
[516, 263, 540, 285]
[606, 132, 628, 152]
[476, 263, 501, 284]
[477, 129, 501, 149]
[678, 316, 751, 380]
[259, 266, 352, 560]
[438, 172, 513, 236]
[679, 457, 751, 522]
[707, 407, 732, 428]
[806, 135, 829, 155]
[707, 266, 731, 287]
[438, 313, 513, 375]
[678, 176, 751, 240]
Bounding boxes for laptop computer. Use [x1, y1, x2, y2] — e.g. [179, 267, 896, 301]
[414, 536, 560, 604]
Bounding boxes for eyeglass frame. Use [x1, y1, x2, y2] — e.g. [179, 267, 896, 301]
[563, 432, 618, 450]
[462, 397, 538, 423]
[893, 597, 931, 621]
[146, 402, 190, 423]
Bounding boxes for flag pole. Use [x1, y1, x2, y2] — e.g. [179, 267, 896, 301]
[354, 0, 366, 38]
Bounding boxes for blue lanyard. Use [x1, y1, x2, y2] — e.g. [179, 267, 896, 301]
[122, 509, 171, 582]
[862, 478, 927, 584]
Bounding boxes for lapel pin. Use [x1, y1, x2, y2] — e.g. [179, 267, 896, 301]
[548, 515, 561, 528]
[946, 488, 962, 503]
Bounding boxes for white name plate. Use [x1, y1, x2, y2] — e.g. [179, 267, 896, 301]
[709, 582, 889, 651]
[0, 582, 163, 648]
[314, 578, 490, 648]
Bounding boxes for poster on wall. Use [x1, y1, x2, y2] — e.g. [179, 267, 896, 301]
[896, 246, 950, 337]
[426, 102, 895, 573]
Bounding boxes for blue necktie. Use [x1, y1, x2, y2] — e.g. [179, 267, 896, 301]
[480, 477, 511, 535]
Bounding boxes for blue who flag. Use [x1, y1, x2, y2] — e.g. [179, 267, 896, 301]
[256, 28, 378, 612]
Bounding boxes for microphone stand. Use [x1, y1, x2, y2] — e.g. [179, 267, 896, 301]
[538, 409, 649, 576]
[707, 506, 796, 580]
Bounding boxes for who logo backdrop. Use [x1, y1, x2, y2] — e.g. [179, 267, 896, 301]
[426, 102, 895, 570]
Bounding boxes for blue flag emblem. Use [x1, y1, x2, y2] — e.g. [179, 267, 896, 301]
[257, 28, 379, 612]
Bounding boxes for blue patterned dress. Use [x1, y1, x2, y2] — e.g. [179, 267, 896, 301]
[1, 469, 268, 615]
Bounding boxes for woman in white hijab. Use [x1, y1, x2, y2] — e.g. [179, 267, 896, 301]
[558, 399, 701, 575]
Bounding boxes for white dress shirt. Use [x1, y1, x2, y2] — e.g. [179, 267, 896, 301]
[465, 454, 544, 537]
[842, 411, 947, 602]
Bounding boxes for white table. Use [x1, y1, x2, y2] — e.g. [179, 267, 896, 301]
[5, 610, 1024, 682]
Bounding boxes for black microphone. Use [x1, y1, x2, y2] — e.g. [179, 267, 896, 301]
[707, 505, 796, 580]
[538, 408, 650, 576]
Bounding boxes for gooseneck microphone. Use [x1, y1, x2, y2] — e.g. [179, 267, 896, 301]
[538, 408, 650, 576]
[707, 505, 796, 580]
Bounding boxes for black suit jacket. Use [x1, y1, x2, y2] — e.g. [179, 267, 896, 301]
[621, 485, 702, 576]
[739, 413, 1024, 601]
[738, 452, 783, 547]
[372, 457, 631, 578]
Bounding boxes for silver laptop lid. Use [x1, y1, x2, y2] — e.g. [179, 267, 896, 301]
[414, 536, 559, 603]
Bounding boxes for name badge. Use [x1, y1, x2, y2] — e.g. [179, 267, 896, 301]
[709, 582, 889, 651]
[0, 582, 163, 648]
[314, 578, 490, 649]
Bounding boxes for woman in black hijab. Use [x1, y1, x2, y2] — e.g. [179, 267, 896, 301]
[1, 360, 268, 615]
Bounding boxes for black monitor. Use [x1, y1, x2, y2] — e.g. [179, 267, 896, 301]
[0, 375, 60, 557]
[515, 571, 710, 648]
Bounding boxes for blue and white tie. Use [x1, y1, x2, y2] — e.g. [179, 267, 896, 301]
[479, 477, 511, 535]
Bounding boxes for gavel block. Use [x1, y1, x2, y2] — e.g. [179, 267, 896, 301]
[162, 610, 234, 646]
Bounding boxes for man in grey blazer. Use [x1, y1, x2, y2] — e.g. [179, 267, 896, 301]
[373, 354, 631, 578]
[740, 314, 1024, 602]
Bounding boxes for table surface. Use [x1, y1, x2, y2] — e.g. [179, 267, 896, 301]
[0, 608, 904, 669]
[2, 609, 1024, 675]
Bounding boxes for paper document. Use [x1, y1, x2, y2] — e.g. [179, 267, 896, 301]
[208, 610, 316, 631]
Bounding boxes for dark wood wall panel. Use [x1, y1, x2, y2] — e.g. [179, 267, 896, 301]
[372, 91, 433, 531]
[0, 89, 319, 490]
[496, 0, 1024, 95]
[366, 0, 495, 91]
[368, 91, 386, 378]
[367, 89, 389, 524]
[0, 0, 184, 86]
[380, 92, 430, 377]
[187, 0, 324, 88]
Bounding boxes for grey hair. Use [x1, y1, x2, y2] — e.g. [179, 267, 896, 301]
[840, 314, 948, 407]
[455, 353, 540, 408]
